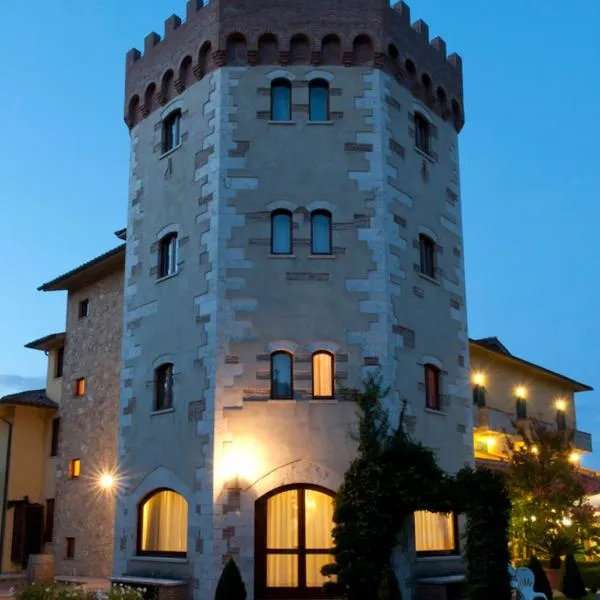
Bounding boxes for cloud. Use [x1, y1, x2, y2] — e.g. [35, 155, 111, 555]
[0, 374, 46, 398]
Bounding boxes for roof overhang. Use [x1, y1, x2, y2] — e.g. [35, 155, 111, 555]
[38, 244, 125, 292]
[0, 389, 58, 410]
[25, 332, 65, 352]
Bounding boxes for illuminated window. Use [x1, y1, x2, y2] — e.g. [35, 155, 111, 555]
[425, 364, 441, 410]
[55, 347, 64, 379]
[415, 112, 430, 153]
[311, 210, 332, 255]
[271, 210, 293, 255]
[419, 234, 435, 278]
[65, 537, 75, 559]
[271, 352, 293, 399]
[138, 489, 188, 557]
[162, 110, 181, 153]
[155, 364, 174, 411]
[68, 459, 81, 479]
[271, 79, 291, 121]
[255, 486, 335, 597]
[78, 299, 89, 318]
[309, 79, 329, 121]
[158, 233, 178, 278]
[414, 511, 458, 556]
[74, 378, 85, 397]
[312, 352, 334, 399]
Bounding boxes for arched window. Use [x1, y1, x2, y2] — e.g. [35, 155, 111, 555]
[312, 351, 334, 399]
[414, 511, 458, 556]
[310, 210, 332, 255]
[158, 232, 178, 278]
[309, 79, 329, 121]
[255, 485, 335, 597]
[414, 112, 430, 153]
[419, 234, 435, 278]
[424, 364, 440, 410]
[155, 363, 174, 411]
[137, 489, 188, 557]
[271, 79, 291, 121]
[271, 351, 293, 399]
[271, 210, 292, 255]
[162, 109, 181, 153]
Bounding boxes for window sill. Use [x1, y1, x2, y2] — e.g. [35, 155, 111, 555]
[309, 254, 335, 259]
[130, 556, 189, 565]
[268, 254, 296, 259]
[424, 408, 446, 417]
[150, 408, 175, 417]
[415, 146, 435, 163]
[268, 120, 295, 125]
[418, 272, 440, 286]
[306, 120, 334, 126]
[155, 271, 179, 284]
[159, 144, 182, 160]
[416, 554, 461, 562]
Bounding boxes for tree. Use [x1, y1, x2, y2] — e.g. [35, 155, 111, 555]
[562, 554, 587, 599]
[215, 559, 247, 600]
[528, 555, 553, 600]
[507, 420, 600, 568]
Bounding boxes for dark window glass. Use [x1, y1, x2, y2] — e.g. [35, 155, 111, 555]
[162, 110, 181, 153]
[557, 410, 567, 431]
[473, 385, 486, 407]
[55, 347, 64, 379]
[66, 537, 75, 559]
[309, 79, 329, 121]
[415, 113, 430, 153]
[159, 233, 178, 278]
[311, 210, 332, 255]
[271, 352, 293, 399]
[425, 364, 440, 410]
[271, 79, 291, 121]
[50, 418, 60, 457]
[78, 299, 89, 319]
[155, 364, 174, 411]
[419, 235, 435, 278]
[516, 398, 527, 420]
[44, 499, 55, 543]
[271, 211, 292, 255]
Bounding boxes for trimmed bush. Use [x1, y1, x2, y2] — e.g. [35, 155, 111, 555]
[215, 559, 247, 600]
[377, 567, 402, 600]
[562, 554, 587, 599]
[528, 556, 553, 600]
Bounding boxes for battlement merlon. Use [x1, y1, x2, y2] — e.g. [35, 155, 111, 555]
[124, 0, 465, 131]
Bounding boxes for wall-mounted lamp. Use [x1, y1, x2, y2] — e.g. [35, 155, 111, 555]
[569, 452, 580, 464]
[555, 399, 567, 412]
[515, 386, 527, 399]
[472, 372, 486, 386]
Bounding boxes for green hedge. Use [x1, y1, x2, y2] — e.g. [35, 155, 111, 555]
[576, 562, 600, 593]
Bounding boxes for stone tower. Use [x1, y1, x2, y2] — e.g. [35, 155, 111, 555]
[116, 0, 470, 598]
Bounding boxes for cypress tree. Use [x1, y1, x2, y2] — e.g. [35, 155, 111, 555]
[528, 556, 553, 600]
[215, 559, 247, 600]
[562, 554, 587, 599]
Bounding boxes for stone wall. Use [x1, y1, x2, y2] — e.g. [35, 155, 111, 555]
[53, 269, 123, 577]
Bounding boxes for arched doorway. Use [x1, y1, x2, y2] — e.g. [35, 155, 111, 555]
[255, 485, 334, 599]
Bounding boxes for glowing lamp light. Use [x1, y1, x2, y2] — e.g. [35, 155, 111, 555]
[472, 372, 486, 386]
[486, 436, 496, 451]
[531, 445, 539, 455]
[562, 517, 573, 527]
[555, 399, 567, 412]
[515, 386, 527, 399]
[569, 452, 580, 464]
[99, 472, 115, 490]
[530, 515, 537, 522]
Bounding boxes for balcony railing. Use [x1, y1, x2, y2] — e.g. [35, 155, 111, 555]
[474, 406, 593, 453]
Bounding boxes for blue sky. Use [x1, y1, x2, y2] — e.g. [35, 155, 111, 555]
[1, 1, 598, 464]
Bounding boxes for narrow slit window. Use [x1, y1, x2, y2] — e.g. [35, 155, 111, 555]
[74, 378, 86, 397]
[425, 364, 441, 410]
[271, 79, 291, 121]
[419, 234, 435, 278]
[309, 79, 329, 121]
[158, 233, 178, 278]
[155, 364, 174, 411]
[415, 113, 430, 153]
[55, 347, 64, 379]
[68, 459, 81, 479]
[78, 299, 89, 319]
[311, 210, 332, 255]
[50, 418, 60, 457]
[162, 110, 181, 153]
[271, 210, 293, 255]
[312, 352, 334, 399]
[271, 352, 293, 399]
[65, 537, 75, 559]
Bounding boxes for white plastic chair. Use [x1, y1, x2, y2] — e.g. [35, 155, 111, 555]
[511, 566, 548, 600]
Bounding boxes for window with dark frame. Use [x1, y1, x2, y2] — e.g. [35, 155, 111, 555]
[312, 352, 334, 399]
[516, 397, 527, 420]
[271, 210, 293, 255]
[155, 364, 174, 411]
[162, 110, 181, 153]
[65, 537, 75, 559]
[415, 112, 430, 153]
[556, 410, 567, 431]
[309, 79, 329, 121]
[310, 210, 332, 255]
[419, 234, 435, 278]
[472, 385, 486, 407]
[414, 511, 459, 557]
[68, 459, 81, 479]
[270, 79, 292, 121]
[425, 364, 441, 410]
[55, 347, 64, 379]
[158, 233, 178, 278]
[74, 378, 85, 397]
[44, 499, 55, 543]
[78, 299, 89, 319]
[50, 418, 60, 457]
[271, 351, 293, 399]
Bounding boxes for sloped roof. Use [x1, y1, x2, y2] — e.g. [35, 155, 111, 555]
[25, 332, 65, 351]
[0, 389, 58, 410]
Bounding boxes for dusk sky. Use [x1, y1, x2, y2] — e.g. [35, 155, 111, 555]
[1, 1, 599, 465]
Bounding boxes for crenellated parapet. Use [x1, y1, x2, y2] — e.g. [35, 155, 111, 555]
[125, 0, 465, 131]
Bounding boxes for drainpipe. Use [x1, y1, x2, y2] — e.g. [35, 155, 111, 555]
[0, 417, 13, 573]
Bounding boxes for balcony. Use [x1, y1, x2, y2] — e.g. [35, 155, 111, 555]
[574, 429, 593, 453]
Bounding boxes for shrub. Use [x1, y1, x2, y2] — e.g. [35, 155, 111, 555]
[215, 559, 247, 600]
[528, 556, 553, 600]
[107, 586, 145, 600]
[577, 562, 600, 593]
[563, 554, 587, 599]
[377, 567, 402, 600]
[17, 583, 94, 600]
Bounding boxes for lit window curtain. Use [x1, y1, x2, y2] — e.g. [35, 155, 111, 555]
[271, 81, 291, 121]
[309, 81, 329, 121]
[313, 353, 333, 398]
[267, 491, 298, 587]
[414, 511, 454, 552]
[272, 212, 292, 254]
[311, 212, 331, 254]
[142, 491, 188, 552]
[425, 366, 440, 410]
[305, 491, 334, 587]
[272, 353, 292, 398]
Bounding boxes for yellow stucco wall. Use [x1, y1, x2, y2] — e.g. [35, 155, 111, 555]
[45, 348, 63, 405]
